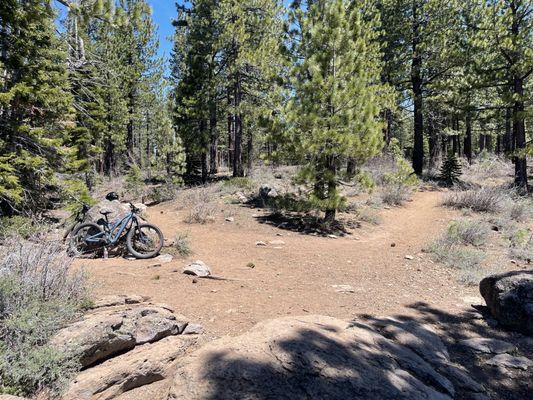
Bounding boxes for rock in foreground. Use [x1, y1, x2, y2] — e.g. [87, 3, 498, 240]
[479, 270, 533, 335]
[168, 315, 485, 400]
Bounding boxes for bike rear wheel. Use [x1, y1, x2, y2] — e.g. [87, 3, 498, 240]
[69, 222, 104, 258]
[126, 223, 164, 259]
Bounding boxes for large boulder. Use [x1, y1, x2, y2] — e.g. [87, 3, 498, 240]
[86, 200, 130, 225]
[168, 315, 485, 400]
[479, 270, 533, 335]
[51, 301, 189, 368]
[62, 335, 199, 400]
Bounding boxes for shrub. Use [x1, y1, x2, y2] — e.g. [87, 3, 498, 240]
[378, 146, 418, 206]
[0, 239, 89, 396]
[149, 184, 178, 204]
[508, 228, 532, 263]
[380, 184, 413, 206]
[444, 220, 490, 247]
[182, 188, 217, 224]
[0, 216, 43, 240]
[222, 177, 256, 192]
[443, 187, 508, 213]
[357, 208, 381, 225]
[505, 199, 532, 222]
[458, 265, 502, 287]
[426, 239, 485, 271]
[173, 233, 192, 257]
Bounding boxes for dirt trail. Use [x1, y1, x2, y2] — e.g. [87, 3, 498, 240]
[77, 189, 480, 337]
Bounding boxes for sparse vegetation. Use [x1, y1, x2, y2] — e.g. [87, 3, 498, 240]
[0, 239, 89, 396]
[0, 216, 44, 240]
[426, 239, 485, 272]
[508, 228, 532, 263]
[444, 220, 490, 247]
[357, 208, 382, 225]
[443, 187, 509, 213]
[149, 184, 179, 204]
[173, 233, 192, 257]
[182, 188, 218, 224]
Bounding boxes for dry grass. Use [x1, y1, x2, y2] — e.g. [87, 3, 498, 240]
[180, 187, 218, 224]
[172, 232, 192, 257]
[443, 187, 509, 213]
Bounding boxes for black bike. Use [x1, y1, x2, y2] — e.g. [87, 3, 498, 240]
[69, 203, 163, 259]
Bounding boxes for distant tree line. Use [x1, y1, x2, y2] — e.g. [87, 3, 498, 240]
[0, 0, 530, 216]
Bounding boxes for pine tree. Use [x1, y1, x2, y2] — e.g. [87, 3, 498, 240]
[286, 0, 385, 223]
[0, 0, 72, 212]
[439, 152, 462, 186]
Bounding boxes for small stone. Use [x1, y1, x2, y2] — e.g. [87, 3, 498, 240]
[269, 240, 285, 246]
[327, 234, 338, 239]
[182, 323, 204, 335]
[404, 255, 414, 260]
[486, 354, 532, 370]
[225, 217, 235, 222]
[183, 261, 212, 277]
[510, 259, 517, 264]
[459, 338, 516, 354]
[192, 278, 198, 284]
[155, 254, 174, 264]
[391, 243, 396, 247]
[256, 241, 267, 246]
[332, 284, 355, 293]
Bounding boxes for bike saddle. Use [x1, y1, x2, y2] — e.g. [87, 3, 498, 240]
[100, 209, 113, 216]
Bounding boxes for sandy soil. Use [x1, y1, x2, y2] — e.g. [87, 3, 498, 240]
[75, 189, 502, 338]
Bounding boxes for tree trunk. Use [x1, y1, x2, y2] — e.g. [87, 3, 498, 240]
[346, 158, 356, 177]
[503, 107, 513, 153]
[232, 73, 244, 177]
[227, 88, 234, 168]
[479, 134, 486, 152]
[513, 75, 527, 190]
[324, 156, 337, 224]
[411, 3, 424, 175]
[209, 102, 218, 175]
[428, 114, 439, 170]
[246, 132, 253, 174]
[464, 112, 472, 164]
[383, 109, 393, 146]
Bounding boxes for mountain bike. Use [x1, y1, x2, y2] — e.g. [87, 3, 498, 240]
[69, 203, 163, 259]
[62, 202, 91, 242]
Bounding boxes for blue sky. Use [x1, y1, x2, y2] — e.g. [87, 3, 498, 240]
[148, 0, 182, 61]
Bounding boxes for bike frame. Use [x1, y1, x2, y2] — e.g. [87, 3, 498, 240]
[85, 212, 138, 246]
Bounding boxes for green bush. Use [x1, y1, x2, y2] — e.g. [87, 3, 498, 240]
[0, 216, 43, 240]
[439, 153, 462, 186]
[0, 240, 89, 396]
[445, 220, 490, 247]
[173, 233, 192, 257]
[222, 177, 256, 191]
[149, 184, 178, 204]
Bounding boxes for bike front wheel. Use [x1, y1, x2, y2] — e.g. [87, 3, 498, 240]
[69, 222, 104, 258]
[126, 223, 164, 259]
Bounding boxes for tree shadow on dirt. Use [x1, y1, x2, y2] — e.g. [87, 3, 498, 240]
[193, 303, 531, 400]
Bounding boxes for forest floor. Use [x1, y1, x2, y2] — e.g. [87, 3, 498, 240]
[75, 187, 523, 339]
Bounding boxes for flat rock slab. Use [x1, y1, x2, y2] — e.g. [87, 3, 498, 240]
[459, 338, 516, 354]
[63, 335, 199, 400]
[155, 254, 174, 264]
[486, 354, 533, 370]
[168, 315, 485, 400]
[183, 261, 212, 277]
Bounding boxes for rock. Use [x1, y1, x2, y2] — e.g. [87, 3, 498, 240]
[459, 338, 516, 354]
[51, 303, 189, 368]
[268, 239, 285, 246]
[155, 253, 174, 264]
[259, 184, 279, 204]
[133, 203, 148, 213]
[255, 241, 267, 246]
[225, 217, 234, 222]
[332, 284, 355, 293]
[479, 270, 533, 334]
[405, 255, 414, 260]
[182, 323, 204, 335]
[183, 261, 212, 277]
[92, 294, 148, 309]
[391, 243, 396, 247]
[168, 315, 481, 399]
[235, 192, 248, 203]
[327, 234, 338, 239]
[164, 238, 176, 247]
[86, 200, 130, 224]
[63, 335, 198, 400]
[486, 353, 532, 370]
